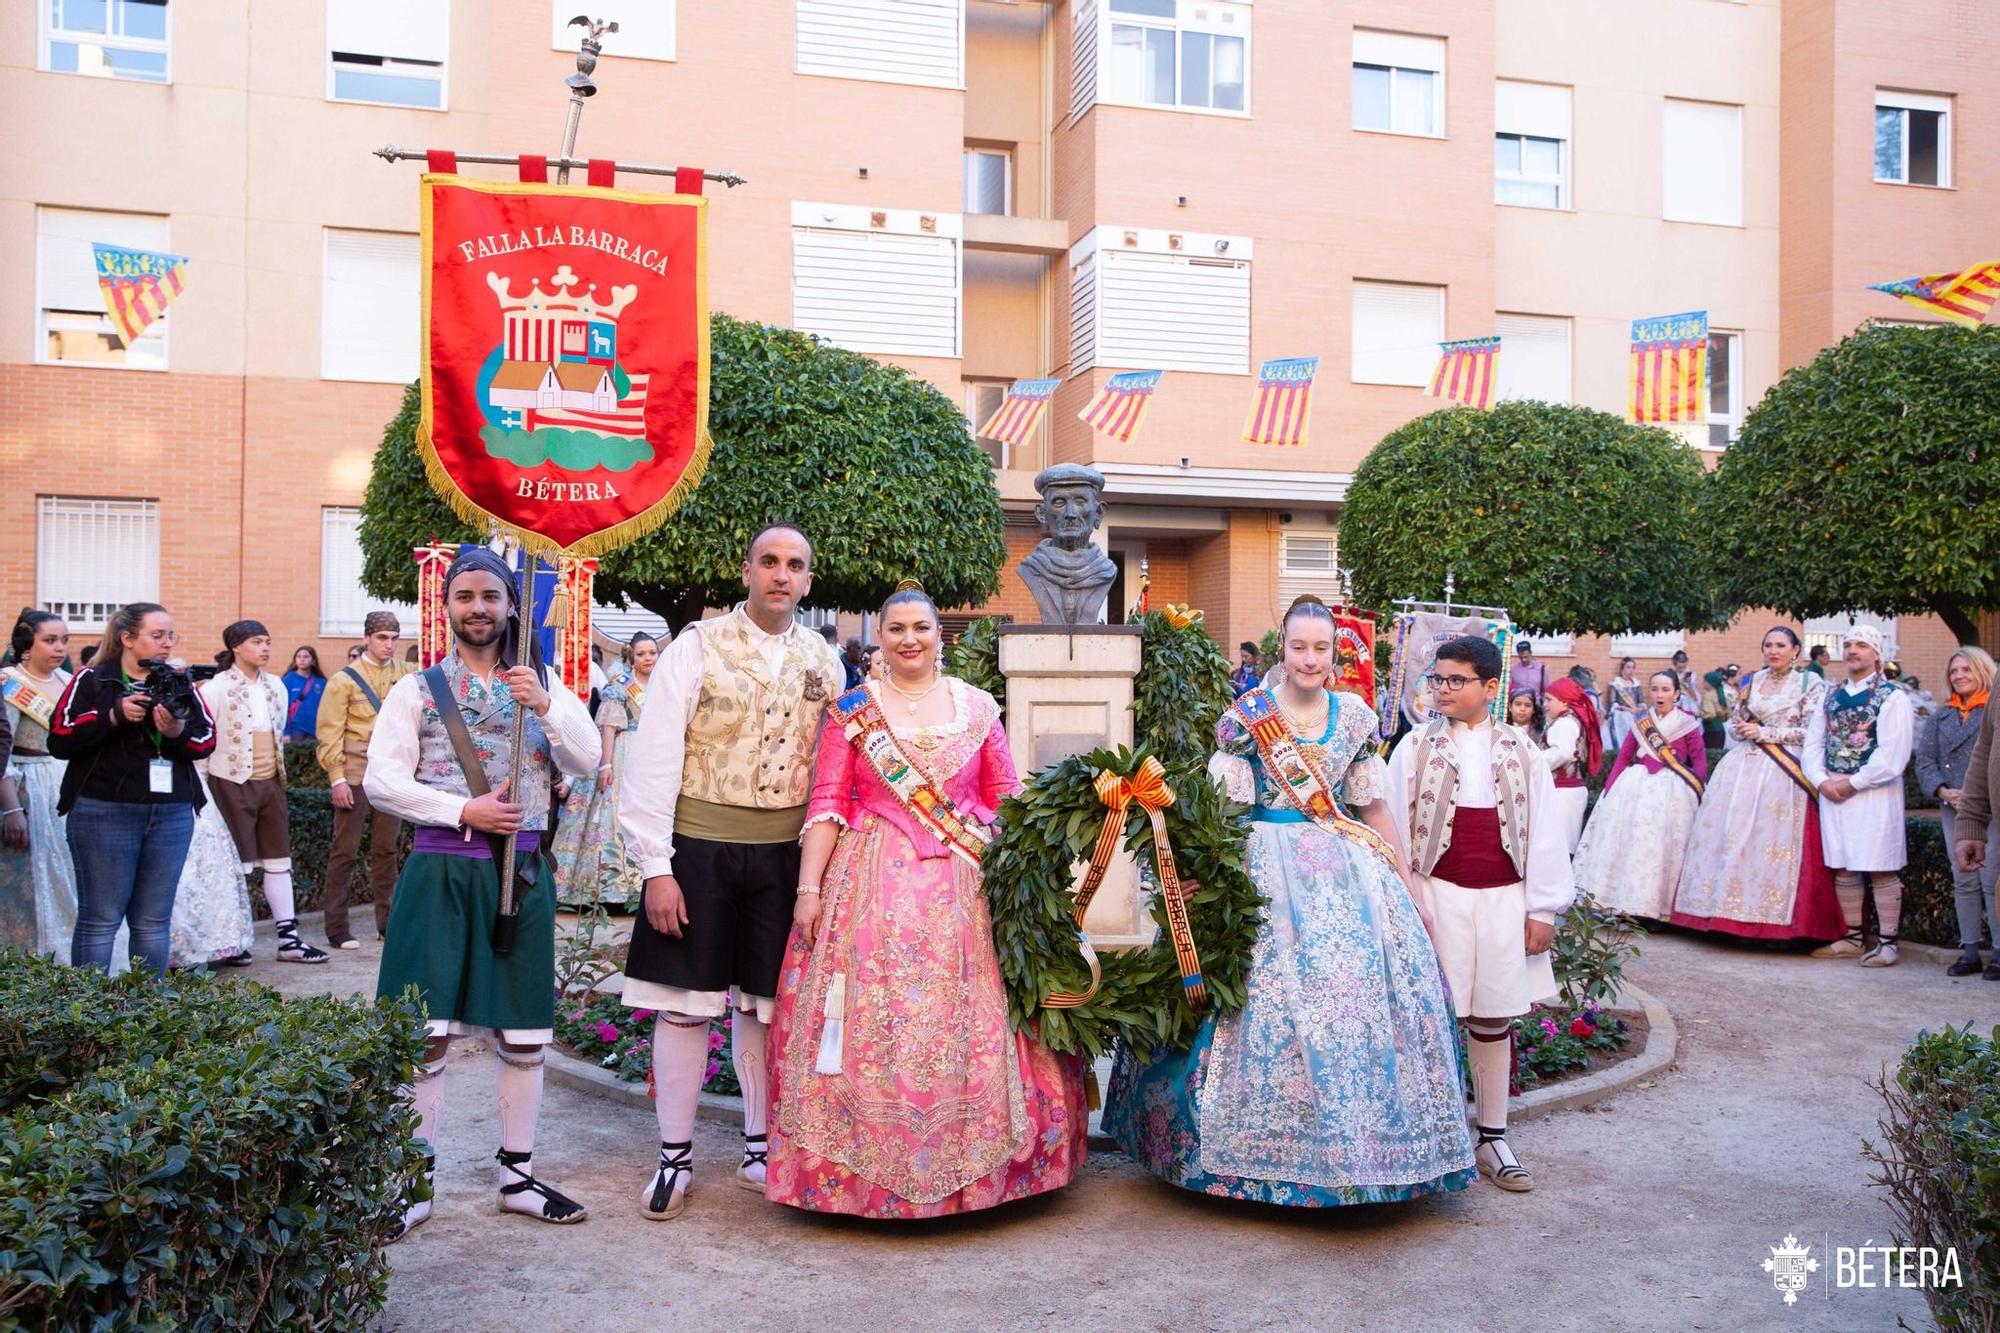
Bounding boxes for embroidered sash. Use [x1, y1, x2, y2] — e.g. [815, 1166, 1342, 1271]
[1, 671, 60, 732]
[1754, 741, 1816, 798]
[830, 686, 991, 869]
[1635, 710, 1705, 798]
[1230, 688, 1401, 871]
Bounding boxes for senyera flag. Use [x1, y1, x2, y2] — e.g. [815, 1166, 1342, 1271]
[978, 378, 1060, 447]
[93, 244, 188, 345]
[1628, 310, 1707, 425]
[1242, 356, 1318, 446]
[1427, 336, 1500, 410]
[1079, 369, 1162, 444]
[419, 173, 709, 555]
[1867, 262, 2000, 328]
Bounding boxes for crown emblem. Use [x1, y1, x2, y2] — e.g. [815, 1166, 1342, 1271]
[1762, 1235, 1819, 1305]
[485, 266, 637, 322]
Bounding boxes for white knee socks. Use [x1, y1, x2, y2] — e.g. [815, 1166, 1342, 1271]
[651, 1014, 711, 1145]
[1874, 875, 1904, 941]
[1466, 1021, 1513, 1135]
[1833, 872, 1865, 929]
[398, 1053, 447, 1235]
[495, 1046, 544, 1154]
[732, 1010, 769, 1139]
[261, 862, 296, 922]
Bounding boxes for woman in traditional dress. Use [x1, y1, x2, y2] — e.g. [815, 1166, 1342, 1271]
[1102, 596, 1474, 1207]
[1669, 628, 1843, 944]
[1, 610, 87, 957]
[168, 764, 257, 969]
[1539, 678, 1602, 854]
[1606, 658, 1644, 754]
[766, 583, 1085, 1218]
[552, 632, 655, 909]
[1574, 671, 1707, 920]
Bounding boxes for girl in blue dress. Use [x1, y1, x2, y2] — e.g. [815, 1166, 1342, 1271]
[1103, 597, 1475, 1206]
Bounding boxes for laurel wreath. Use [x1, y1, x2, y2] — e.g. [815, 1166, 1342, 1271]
[985, 745, 1264, 1061]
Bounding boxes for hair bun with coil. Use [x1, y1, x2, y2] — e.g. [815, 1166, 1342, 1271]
[894, 578, 927, 594]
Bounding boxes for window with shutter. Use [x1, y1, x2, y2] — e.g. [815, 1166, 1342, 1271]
[1662, 98, 1742, 226]
[1874, 89, 1951, 187]
[796, 0, 962, 89]
[1706, 329, 1741, 449]
[1495, 81, 1570, 208]
[791, 209, 962, 358]
[37, 207, 171, 370]
[963, 148, 1012, 215]
[36, 497, 160, 631]
[319, 507, 418, 636]
[322, 229, 420, 383]
[1278, 532, 1341, 612]
[965, 383, 1012, 469]
[551, 2, 674, 61]
[1494, 312, 1571, 405]
[1353, 29, 1444, 136]
[41, 0, 170, 82]
[1351, 280, 1444, 387]
[1070, 252, 1098, 370]
[327, 0, 449, 108]
[1094, 250, 1250, 374]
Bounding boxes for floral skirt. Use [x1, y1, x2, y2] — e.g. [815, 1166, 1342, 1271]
[1101, 819, 1475, 1207]
[1575, 767, 1700, 919]
[169, 786, 254, 966]
[551, 734, 643, 910]
[0, 756, 80, 959]
[767, 814, 1085, 1218]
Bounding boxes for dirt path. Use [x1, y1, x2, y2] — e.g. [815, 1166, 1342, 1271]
[254, 919, 1998, 1331]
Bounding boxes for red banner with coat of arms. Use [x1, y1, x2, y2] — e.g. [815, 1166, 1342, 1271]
[418, 174, 710, 555]
[1327, 604, 1377, 701]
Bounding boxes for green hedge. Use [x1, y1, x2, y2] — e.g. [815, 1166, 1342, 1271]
[1864, 1025, 2000, 1332]
[0, 954, 423, 1329]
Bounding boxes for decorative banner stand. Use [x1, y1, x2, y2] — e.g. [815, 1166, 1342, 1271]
[378, 17, 742, 951]
[1382, 568, 1515, 741]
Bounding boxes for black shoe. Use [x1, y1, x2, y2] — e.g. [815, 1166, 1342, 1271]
[217, 950, 255, 968]
[1985, 960, 2000, 981]
[1948, 946, 1985, 977]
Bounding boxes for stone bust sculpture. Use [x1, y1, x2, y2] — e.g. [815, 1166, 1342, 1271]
[1018, 463, 1118, 625]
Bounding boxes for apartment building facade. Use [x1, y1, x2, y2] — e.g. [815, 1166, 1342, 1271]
[2, 0, 1993, 683]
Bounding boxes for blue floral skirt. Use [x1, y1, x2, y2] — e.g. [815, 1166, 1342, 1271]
[1101, 817, 1476, 1207]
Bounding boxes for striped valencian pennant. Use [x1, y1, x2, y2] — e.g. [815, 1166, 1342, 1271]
[1868, 262, 2000, 328]
[92, 244, 188, 345]
[1241, 356, 1319, 446]
[1628, 310, 1708, 424]
[1427, 335, 1501, 410]
[1078, 369, 1162, 444]
[976, 378, 1061, 447]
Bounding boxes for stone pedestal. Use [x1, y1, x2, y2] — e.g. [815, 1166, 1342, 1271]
[998, 625, 1155, 950]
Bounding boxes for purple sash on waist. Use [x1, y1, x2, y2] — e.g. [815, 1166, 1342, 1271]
[412, 826, 542, 860]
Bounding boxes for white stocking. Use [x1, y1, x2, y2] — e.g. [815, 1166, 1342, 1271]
[1466, 1022, 1513, 1134]
[732, 1009, 769, 1139]
[261, 862, 296, 922]
[651, 1014, 710, 1145]
[495, 1046, 543, 1155]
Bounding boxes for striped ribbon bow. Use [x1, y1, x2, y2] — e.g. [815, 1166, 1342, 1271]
[1162, 604, 1203, 629]
[1045, 755, 1207, 1012]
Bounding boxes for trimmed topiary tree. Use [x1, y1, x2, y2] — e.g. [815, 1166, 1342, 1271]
[358, 315, 1007, 629]
[1704, 323, 2000, 644]
[1339, 400, 1721, 636]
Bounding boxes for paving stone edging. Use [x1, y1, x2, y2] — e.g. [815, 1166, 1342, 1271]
[545, 980, 1680, 1130]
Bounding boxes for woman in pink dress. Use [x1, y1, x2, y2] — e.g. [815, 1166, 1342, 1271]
[766, 584, 1086, 1218]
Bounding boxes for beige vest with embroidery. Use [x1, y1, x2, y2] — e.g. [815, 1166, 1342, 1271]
[1407, 718, 1533, 879]
[680, 612, 841, 811]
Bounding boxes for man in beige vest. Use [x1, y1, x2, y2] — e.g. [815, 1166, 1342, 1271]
[618, 523, 843, 1220]
[314, 610, 412, 950]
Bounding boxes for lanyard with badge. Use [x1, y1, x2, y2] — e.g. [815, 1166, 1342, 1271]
[121, 668, 175, 794]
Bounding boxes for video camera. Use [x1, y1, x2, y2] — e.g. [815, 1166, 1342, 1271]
[132, 658, 219, 722]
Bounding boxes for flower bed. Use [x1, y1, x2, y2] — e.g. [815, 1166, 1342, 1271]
[554, 991, 739, 1096]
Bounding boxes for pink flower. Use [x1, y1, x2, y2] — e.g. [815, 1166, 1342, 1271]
[707, 1030, 726, 1053]
[1539, 1017, 1560, 1038]
[595, 1021, 621, 1043]
[632, 1008, 657, 1023]
[705, 1058, 722, 1083]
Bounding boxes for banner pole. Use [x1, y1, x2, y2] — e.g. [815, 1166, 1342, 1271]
[555, 16, 616, 185]
[493, 537, 537, 954]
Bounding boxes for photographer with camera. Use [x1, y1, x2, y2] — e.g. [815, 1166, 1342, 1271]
[200, 620, 324, 963]
[49, 602, 216, 975]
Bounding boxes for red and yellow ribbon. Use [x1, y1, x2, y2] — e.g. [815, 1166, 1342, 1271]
[1045, 756, 1207, 1013]
[412, 542, 456, 668]
[1162, 604, 1203, 630]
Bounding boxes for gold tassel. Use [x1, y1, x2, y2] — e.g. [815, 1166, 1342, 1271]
[544, 584, 572, 630]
